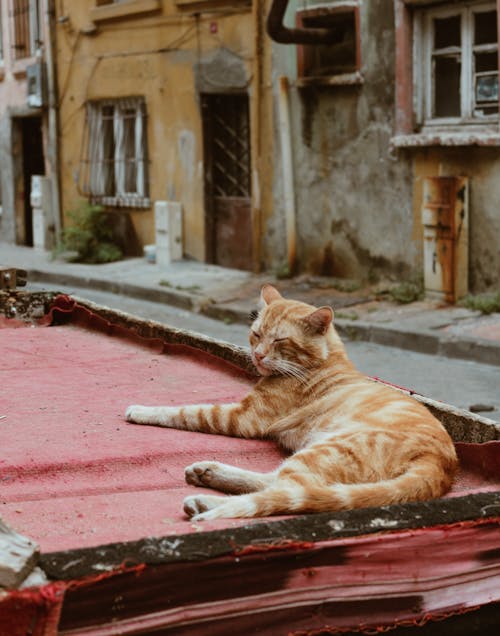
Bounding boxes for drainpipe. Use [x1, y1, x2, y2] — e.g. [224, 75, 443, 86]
[277, 76, 296, 274]
[44, 0, 62, 242]
[251, 0, 264, 273]
[267, 0, 339, 44]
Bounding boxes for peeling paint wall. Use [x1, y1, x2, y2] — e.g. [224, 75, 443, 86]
[0, 1, 50, 245]
[269, 0, 413, 280]
[56, 0, 274, 267]
[268, 0, 498, 292]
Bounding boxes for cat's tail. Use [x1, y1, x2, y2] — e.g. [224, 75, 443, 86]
[193, 455, 456, 520]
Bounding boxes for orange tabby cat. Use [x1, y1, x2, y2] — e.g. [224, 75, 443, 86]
[126, 284, 458, 521]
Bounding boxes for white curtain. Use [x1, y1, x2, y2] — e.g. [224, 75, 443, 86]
[113, 105, 125, 196]
[135, 103, 144, 197]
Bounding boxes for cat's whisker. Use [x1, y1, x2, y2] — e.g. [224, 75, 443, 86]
[273, 359, 309, 384]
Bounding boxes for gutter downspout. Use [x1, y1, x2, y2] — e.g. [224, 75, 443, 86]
[267, 0, 339, 44]
[277, 76, 296, 275]
[44, 0, 61, 243]
[251, 0, 264, 273]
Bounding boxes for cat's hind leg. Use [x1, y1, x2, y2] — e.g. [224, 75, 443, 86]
[185, 461, 276, 494]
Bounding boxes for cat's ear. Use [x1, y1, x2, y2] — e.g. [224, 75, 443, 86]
[303, 306, 333, 335]
[260, 284, 283, 306]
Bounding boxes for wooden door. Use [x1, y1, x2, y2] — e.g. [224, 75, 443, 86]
[202, 94, 252, 270]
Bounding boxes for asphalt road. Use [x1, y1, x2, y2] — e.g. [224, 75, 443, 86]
[28, 281, 500, 422]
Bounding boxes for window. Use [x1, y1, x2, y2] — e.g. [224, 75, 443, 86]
[415, 2, 498, 128]
[90, 0, 161, 22]
[296, 2, 361, 85]
[81, 98, 149, 208]
[9, 0, 41, 61]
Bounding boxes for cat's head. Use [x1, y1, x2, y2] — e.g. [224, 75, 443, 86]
[249, 284, 336, 378]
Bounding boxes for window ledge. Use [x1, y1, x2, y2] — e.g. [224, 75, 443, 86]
[175, 0, 250, 8]
[296, 71, 363, 88]
[91, 196, 151, 209]
[391, 131, 500, 148]
[90, 0, 161, 23]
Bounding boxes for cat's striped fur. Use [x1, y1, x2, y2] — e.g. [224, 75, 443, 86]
[126, 284, 458, 521]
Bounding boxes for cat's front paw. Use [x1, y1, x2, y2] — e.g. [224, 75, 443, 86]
[185, 461, 219, 487]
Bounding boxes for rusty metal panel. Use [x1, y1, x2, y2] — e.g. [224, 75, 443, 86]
[422, 176, 468, 303]
[213, 196, 253, 271]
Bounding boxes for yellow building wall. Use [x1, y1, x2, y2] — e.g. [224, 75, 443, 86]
[56, 0, 274, 267]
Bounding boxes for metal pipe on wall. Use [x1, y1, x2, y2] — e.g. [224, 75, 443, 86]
[277, 76, 296, 274]
[44, 0, 61, 241]
[267, 0, 339, 44]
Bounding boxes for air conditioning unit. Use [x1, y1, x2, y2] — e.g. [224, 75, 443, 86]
[26, 62, 47, 108]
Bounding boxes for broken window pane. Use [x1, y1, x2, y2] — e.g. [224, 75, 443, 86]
[474, 10, 497, 45]
[434, 15, 461, 49]
[475, 51, 498, 73]
[434, 56, 461, 117]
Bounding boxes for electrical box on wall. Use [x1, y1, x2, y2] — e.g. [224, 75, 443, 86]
[421, 176, 469, 304]
[31, 175, 54, 250]
[155, 201, 183, 267]
[26, 63, 47, 108]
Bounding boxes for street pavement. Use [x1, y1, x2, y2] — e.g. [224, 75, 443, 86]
[2, 242, 499, 420]
[2, 242, 499, 363]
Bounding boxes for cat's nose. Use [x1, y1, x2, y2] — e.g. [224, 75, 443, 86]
[254, 351, 266, 361]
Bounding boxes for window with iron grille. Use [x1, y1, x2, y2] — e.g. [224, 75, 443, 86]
[81, 98, 149, 208]
[9, 0, 40, 61]
[414, 1, 498, 126]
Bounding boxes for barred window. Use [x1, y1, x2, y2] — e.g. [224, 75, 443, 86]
[81, 97, 149, 208]
[10, 0, 41, 61]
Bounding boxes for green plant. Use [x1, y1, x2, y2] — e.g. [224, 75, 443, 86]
[275, 263, 292, 280]
[58, 201, 123, 264]
[460, 292, 500, 315]
[389, 276, 424, 304]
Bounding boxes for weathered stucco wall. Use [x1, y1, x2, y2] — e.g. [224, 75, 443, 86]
[0, 0, 50, 246]
[268, 0, 499, 292]
[56, 0, 272, 265]
[269, 0, 414, 280]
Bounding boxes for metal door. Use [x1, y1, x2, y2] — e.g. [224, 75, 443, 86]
[202, 94, 252, 270]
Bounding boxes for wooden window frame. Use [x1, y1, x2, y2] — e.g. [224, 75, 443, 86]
[9, 0, 40, 62]
[295, 1, 362, 87]
[90, 0, 161, 24]
[393, 0, 500, 146]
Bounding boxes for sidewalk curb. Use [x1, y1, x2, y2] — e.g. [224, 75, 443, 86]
[26, 268, 500, 367]
[333, 320, 500, 367]
[28, 269, 207, 312]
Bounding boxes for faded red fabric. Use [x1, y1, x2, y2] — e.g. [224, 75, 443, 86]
[0, 583, 65, 636]
[0, 296, 498, 553]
